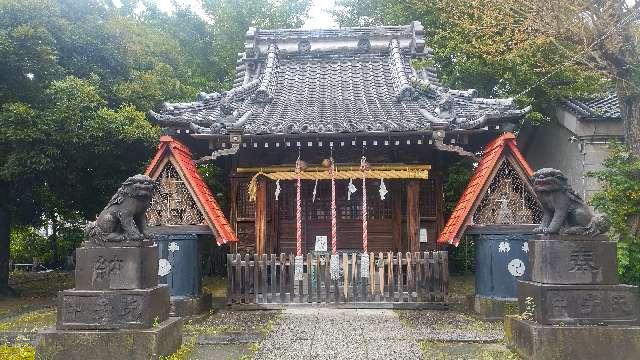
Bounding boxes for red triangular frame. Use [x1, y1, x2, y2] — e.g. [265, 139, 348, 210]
[145, 136, 238, 245]
[437, 132, 534, 246]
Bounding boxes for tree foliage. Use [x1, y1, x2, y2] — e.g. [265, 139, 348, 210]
[335, 0, 612, 122]
[589, 144, 640, 243]
[0, 0, 310, 290]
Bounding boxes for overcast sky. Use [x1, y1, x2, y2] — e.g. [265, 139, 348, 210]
[131, 0, 339, 28]
[121, 0, 637, 29]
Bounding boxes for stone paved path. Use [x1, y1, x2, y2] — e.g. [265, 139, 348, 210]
[254, 308, 422, 360]
[190, 308, 512, 359]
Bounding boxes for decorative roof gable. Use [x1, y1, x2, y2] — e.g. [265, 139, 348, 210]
[437, 132, 540, 246]
[149, 22, 530, 136]
[145, 136, 238, 245]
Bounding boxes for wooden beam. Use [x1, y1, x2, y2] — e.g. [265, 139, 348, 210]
[236, 163, 431, 173]
[391, 181, 402, 252]
[147, 225, 212, 235]
[406, 180, 420, 254]
[255, 177, 267, 255]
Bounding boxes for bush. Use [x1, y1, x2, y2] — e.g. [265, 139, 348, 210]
[617, 242, 640, 286]
[10, 227, 51, 264]
[589, 143, 640, 285]
[448, 235, 475, 275]
[10, 224, 84, 266]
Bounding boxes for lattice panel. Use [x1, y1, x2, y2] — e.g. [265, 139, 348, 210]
[147, 162, 205, 226]
[236, 179, 256, 219]
[473, 160, 542, 225]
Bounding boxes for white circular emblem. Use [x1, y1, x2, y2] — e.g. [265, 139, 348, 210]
[158, 258, 172, 276]
[498, 241, 511, 253]
[508, 259, 526, 277]
[168, 242, 180, 253]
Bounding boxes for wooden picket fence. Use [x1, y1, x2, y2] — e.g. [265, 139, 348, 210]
[226, 251, 448, 308]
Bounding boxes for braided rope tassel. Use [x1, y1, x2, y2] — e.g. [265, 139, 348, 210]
[295, 157, 303, 281]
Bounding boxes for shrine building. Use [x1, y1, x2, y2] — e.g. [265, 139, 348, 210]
[148, 21, 533, 258]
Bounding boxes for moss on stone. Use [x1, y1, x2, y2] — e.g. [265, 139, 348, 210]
[0, 343, 36, 360]
[0, 308, 56, 333]
[159, 338, 195, 360]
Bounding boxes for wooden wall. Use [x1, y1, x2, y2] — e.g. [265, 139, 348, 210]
[228, 140, 446, 254]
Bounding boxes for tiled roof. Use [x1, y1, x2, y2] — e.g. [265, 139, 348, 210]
[437, 132, 533, 246]
[145, 136, 238, 245]
[563, 92, 621, 120]
[149, 22, 529, 135]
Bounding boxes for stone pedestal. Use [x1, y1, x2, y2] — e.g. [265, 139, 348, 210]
[170, 293, 213, 317]
[474, 295, 519, 321]
[517, 281, 639, 326]
[57, 286, 170, 330]
[505, 316, 640, 360]
[36, 317, 183, 360]
[37, 240, 182, 359]
[506, 235, 640, 359]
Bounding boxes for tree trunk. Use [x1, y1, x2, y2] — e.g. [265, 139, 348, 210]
[617, 81, 640, 157]
[0, 204, 11, 294]
[49, 216, 59, 267]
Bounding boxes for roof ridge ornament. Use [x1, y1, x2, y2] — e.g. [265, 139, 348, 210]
[388, 38, 415, 101]
[253, 43, 278, 103]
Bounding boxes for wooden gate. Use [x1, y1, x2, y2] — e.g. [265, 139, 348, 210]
[226, 251, 448, 308]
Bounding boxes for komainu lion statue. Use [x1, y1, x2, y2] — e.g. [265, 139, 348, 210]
[532, 168, 609, 236]
[86, 174, 155, 244]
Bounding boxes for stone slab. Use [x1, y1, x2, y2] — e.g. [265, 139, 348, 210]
[528, 238, 618, 284]
[75, 245, 159, 290]
[473, 295, 519, 321]
[534, 234, 610, 242]
[517, 280, 640, 325]
[57, 285, 170, 330]
[505, 315, 640, 360]
[170, 293, 212, 317]
[36, 317, 182, 360]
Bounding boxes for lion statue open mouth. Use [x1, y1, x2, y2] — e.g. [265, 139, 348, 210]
[85, 174, 155, 245]
[532, 168, 608, 236]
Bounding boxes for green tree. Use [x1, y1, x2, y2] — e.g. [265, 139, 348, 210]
[203, 0, 311, 86]
[336, 0, 640, 240]
[334, 0, 608, 121]
[0, 0, 311, 293]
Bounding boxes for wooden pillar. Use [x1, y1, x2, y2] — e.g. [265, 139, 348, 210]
[255, 177, 267, 255]
[229, 177, 239, 254]
[435, 172, 445, 236]
[269, 181, 279, 254]
[406, 180, 420, 254]
[391, 181, 402, 252]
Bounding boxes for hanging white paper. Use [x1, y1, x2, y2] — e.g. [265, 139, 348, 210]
[360, 254, 369, 278]
[294, 255, 304, 281]
[330, 254, 341, 280]
[275, 179, 281, 200]
[379, 179, 388, 200]
[312, 179, 318, 203]
[347, 178, 357, 200]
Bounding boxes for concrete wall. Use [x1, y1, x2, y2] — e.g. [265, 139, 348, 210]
[519, 108, 624, 203]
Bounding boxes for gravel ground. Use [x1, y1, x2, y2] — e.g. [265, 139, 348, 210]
[250, 308, 505, 360]
[397, 310, 504, 342]
[255, 309, 420, 360]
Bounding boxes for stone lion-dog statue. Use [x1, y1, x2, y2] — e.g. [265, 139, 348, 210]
[86, 174, 155, 244]
[532, 168, 609, 236]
